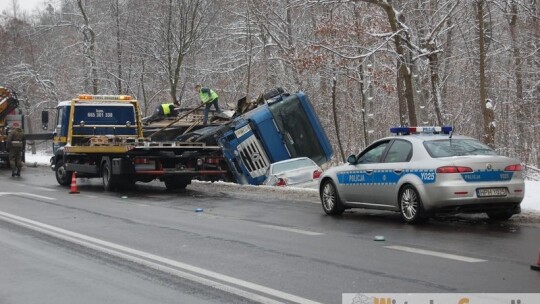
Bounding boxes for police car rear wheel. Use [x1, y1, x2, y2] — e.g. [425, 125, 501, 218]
[321, 180, 345, 215]
[399, 185, 427, 224]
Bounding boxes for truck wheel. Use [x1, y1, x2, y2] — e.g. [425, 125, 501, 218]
[55, 161, 72, 186]
[101, 161, 117, 191]
[164, 178, 189, 191]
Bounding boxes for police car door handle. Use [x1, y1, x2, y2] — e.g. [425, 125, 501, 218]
[394, 169, 403, 174]
[366, 169, 374, 174]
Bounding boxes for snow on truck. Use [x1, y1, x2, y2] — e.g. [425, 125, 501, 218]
[44, 88, 333, 191]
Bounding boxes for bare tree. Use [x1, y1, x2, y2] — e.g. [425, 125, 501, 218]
[1, 0, 539, 166]
[76, 0, 98, 94]
[134, 0, 214, 104]
[355, 0, 418, 126]
[506, 0, 527, 160]
[476, 0, 495, 147]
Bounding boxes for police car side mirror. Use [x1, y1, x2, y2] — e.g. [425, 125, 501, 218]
[347, 155, 357, 165]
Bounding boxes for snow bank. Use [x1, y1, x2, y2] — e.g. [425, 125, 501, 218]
[522, 180, 540, 212]
[24, 151, 540, 212]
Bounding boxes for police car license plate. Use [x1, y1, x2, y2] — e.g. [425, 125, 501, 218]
[477, 188, 508, 197]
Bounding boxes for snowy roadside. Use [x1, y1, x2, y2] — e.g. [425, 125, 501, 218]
[23, 151, 540, 214]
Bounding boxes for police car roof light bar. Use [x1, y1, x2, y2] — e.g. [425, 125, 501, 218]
[390, 126, 453, 135]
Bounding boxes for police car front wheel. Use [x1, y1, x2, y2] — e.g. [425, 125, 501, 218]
[320, 179, 345, 215]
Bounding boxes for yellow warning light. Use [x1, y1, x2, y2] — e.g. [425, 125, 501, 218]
[77, 94, 133, 101]
[78, 94, 93, 100]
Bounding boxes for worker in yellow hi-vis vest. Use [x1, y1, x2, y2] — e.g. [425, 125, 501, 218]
[143, 100, 180, 124]
[195, 84, 222, 125]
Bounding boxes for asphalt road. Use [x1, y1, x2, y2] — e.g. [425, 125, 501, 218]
[0, 166, 539, 304]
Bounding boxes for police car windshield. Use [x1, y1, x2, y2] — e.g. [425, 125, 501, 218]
[424, 139, 498, 158]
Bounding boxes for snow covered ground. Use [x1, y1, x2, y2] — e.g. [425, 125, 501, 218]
[23, 151, 540, 213]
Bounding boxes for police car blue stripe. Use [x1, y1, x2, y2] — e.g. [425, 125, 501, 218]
[337, 171, 370, 184]
[337, 169, 437, 186]
[461, 170, 513, 182]
[337, 169, 513, 186]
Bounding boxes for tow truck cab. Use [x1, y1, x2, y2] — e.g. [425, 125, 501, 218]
[51, 98, 140, 157]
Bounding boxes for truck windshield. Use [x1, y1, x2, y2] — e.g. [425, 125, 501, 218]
[74, 105, 135, 125]
[73, 105, 136, 135]
[268, 95, 326, 164]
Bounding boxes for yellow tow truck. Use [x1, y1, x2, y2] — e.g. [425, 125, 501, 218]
[46, 94, 228, 191]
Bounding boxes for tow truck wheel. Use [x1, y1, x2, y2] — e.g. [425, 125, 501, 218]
[55, 161, 72, 186]
[101, 161, 117, 191]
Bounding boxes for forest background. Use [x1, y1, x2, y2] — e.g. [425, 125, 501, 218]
[0, 0, 538, 171]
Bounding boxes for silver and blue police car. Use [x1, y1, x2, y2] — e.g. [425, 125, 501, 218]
[319, 127, 525, 223]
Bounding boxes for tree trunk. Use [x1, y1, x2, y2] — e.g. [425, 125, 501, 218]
[113, 0, 123, 94]
[77, 0, 98, 94]
[397, 61, 407, 126]
[359, 64, 369, 147]
[332, 77, 345, 162]
[476, 0, 495, 147]
[428, 51, 443, 126]
[140, 59, 148, 116]
[245, 0, 253, 101]
[285, 0, 301, 88]
[441, 17, 454, 114]
[508, 1, 527, 161]
[382, 2, 417, 126]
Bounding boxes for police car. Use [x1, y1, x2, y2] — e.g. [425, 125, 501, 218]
[319, 126, 525, 223]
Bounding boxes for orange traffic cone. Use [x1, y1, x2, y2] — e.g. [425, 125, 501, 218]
[69, 172, 80, 194]
[531, 250, 540, 271]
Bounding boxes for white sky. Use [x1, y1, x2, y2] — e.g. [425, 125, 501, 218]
[0, 0, 50, 15]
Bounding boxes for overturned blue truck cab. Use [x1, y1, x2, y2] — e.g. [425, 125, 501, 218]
[163, 88, 334, 186]
[215, 91, 333, 185]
